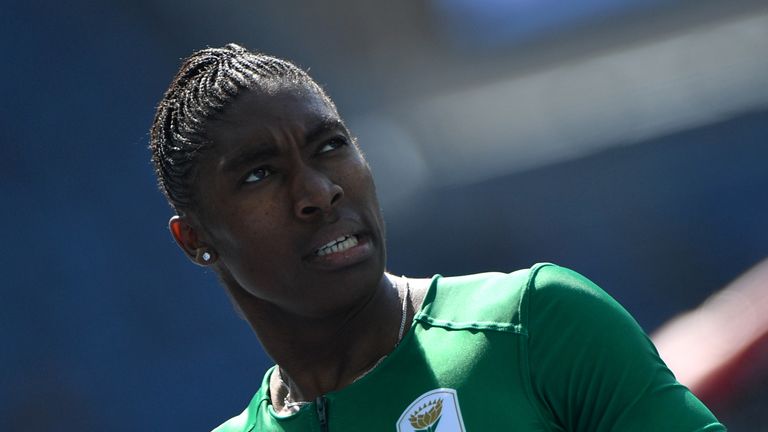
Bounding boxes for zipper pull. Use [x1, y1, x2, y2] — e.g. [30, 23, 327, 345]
[316, 396, 328, 432]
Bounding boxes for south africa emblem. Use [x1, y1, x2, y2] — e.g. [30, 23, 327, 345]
[396, 388, 466, 432]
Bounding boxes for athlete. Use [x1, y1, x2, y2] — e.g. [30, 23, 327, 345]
[150, 43, 725, 431]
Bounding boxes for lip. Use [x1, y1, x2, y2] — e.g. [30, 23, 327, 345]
[304, 233, 374, 270]
[302, 221, 375, 270]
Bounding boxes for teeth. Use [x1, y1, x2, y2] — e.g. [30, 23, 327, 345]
[316, 235, 358, 256]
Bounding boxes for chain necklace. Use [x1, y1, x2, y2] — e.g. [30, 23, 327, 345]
[278, 277, 410, 411]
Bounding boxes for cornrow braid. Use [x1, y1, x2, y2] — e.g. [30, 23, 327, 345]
[150, 43, 326, 211]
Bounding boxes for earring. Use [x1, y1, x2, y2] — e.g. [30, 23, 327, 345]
[202, 251, 212, 262]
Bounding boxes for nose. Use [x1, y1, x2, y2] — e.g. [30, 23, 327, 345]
[292, 166, 344, 220]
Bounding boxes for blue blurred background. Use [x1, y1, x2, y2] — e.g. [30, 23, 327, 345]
[3, 0, 767, 430]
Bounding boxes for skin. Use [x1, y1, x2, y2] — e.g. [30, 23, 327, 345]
[168, 82, 430, 411]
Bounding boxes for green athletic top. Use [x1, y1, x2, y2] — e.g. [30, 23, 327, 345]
[214, 263, 725, 431]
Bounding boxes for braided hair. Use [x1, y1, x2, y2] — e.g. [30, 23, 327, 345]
[150, 43, 330, 211]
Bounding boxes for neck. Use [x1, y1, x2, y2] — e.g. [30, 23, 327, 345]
[233, 273, 409, 402]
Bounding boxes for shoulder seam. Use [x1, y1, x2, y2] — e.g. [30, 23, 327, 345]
[414, 270, 536, 333]
[526, 262, 557, 290]
[521, 262, 560, 431]
[415, 315, 528, 334]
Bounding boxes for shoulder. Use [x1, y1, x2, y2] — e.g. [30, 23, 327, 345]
[525, 262, 613, 304]
[211, 410, 252, 432]
[525, 263, 626, 319]
[211, 369, 272, 432]
[416, 263, 630, 338]
[523, 263, 642, 340]
[522, 263, 651, 366]
[523, 266, 726, 431]
[417, 263, 585, 333]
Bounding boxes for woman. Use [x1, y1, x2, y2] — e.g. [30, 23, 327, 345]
[150, 44, 725, 431]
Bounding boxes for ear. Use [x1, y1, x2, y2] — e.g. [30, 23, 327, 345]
[169, 215, 218, 266]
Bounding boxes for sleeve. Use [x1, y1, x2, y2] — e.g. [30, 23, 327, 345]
[525, 264, 726, 432]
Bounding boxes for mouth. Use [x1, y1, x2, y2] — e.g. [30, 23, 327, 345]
[315, 234, 359, 257]
[305, 231, 374, 270]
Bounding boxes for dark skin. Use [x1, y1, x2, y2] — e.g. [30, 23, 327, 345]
[168, 82, 430, 412]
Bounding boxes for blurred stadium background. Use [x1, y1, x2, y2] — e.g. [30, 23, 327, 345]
[3, 0, 767, 430]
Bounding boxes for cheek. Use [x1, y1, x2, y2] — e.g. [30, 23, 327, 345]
[208, 199, 283, 256]
[341, 155, 377, 194]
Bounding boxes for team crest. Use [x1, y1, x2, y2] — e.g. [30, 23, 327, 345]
[396, 388, 466, 432]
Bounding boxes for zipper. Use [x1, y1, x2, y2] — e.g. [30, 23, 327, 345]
[316, 396, 328, 432]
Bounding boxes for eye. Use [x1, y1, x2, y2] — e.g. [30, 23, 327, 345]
[244, 167, 273, 184]
[318, 137, 348, 154]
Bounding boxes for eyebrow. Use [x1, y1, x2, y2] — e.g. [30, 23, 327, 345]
[219, 118, 349, 174]
[220, 144, 279, 175]
[305, 118, 349, 144]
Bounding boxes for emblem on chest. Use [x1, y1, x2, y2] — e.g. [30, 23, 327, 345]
[396, 388, 466, 432]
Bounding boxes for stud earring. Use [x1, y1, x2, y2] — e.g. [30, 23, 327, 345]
[202, 251, 212, 262]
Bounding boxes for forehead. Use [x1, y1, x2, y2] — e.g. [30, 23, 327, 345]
[195, 83, 346, 189]
[208, 83, 340, 144]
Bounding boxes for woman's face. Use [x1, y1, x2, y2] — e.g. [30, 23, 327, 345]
[191, 83, 387, 318]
